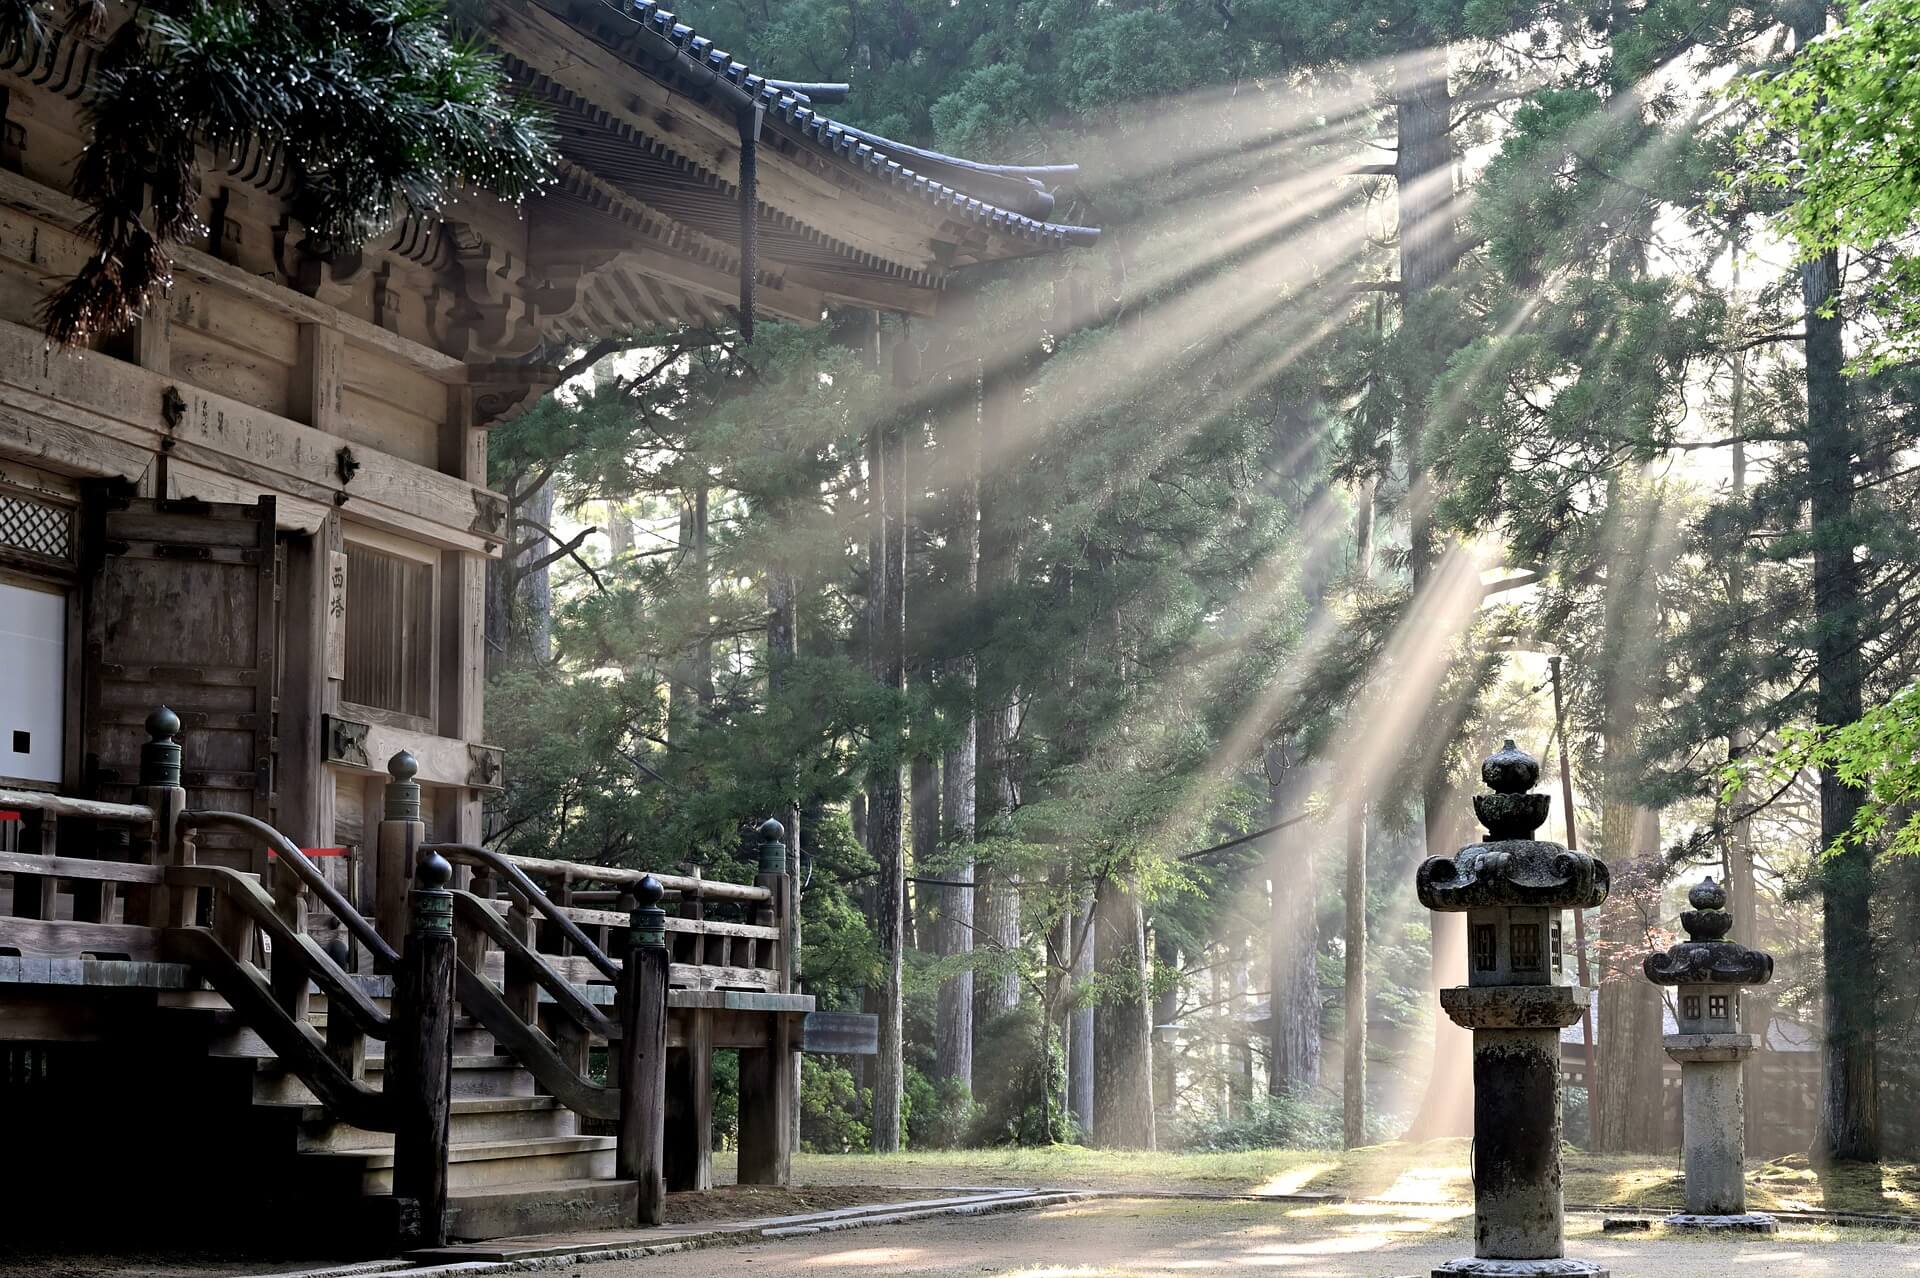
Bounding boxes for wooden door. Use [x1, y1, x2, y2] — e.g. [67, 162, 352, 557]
[82, 494, 279, 874]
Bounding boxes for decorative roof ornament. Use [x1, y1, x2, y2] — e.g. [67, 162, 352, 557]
[1416, 740, 1611, 912]
[1643, 876, 1773, 986]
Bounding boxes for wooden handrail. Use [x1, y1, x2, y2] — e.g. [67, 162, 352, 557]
[486, 850, 772, 904]
[451, 891, 618, 1041]
[168, 864, 389, 1039]
[453, 958, 618, 1121]
[427, 843, 619, 982]
[182, 810, 397, 970]
[0, 787, 154, 825]
[169, 928, 393, 1132]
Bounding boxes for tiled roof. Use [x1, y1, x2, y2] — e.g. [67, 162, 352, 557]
[589, 0, 1101, 250]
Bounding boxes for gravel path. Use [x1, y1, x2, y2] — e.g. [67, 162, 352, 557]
[571, 1197, 1920, 1278]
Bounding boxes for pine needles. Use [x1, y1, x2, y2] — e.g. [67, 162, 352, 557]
[36, 0, 554, 346]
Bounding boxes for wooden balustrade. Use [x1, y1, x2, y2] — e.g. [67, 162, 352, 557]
[0, 708, 804, 1234]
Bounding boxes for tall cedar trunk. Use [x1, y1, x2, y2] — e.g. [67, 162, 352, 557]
[1594, 809, 1666, 1152]
[667, 489, 708, 744]
[1231, 942, 1254, 1115]
[937, 712, 977, 1090]
[870, 340, 912, 1153]
[1093, 873, 1154, 1147]
[935, 376, 980, 1090]
[693, 484, 713, 706]
[1805, 241, 1876, 1160]
[1049, 863, 1074, 1138]
[768, 556, 802, 1149]
[1344, 479, 1375, 1145]
[1068, 886, 1095, 1132]
[1342, 801, 1368, 1143]
[910, 754, 939, 954]
[1725, 264, 1770, 1150]
[975, 366, 1022, 1021]
[1151, 930, 1181, 1112]
[1396, 42, 1472, 1142]
[1592, 484, 1667, 1152]
[1266, 750, 1320, 1094]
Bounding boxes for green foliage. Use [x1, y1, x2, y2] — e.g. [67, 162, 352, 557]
[906, 1070, 981, 1150]
[38, 0, 551, 344]
[966, 1006, 1067, 1146]
[1169, 1088, 1350, 1152]
[1725, 684, 1920, 860]
[1732, 0, 1920, 366]
[800, 1056, 870, 1153]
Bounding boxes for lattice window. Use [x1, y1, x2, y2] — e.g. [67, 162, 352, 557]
[1472, 924, 1497, 971]
[343, 543, 435, 722]
[1708, 994, 1729, 1021]
[0, 490, 73, 562]
[1683, 994, 1702, 1020]
[1512, 923, 1542, 971]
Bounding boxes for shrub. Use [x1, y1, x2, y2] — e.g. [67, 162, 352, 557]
[966, 1005, 1067, 1146]
[907, 1068, 980, 1149]
[1169, 1089, 1348, 1151]
[799, 1055, 870, 1153]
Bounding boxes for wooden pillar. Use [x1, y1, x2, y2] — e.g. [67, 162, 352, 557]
[131, 707, 188, 928]
[278, 513, 339, 861]
[376, 752, 424, 963]
[738, 1012, 795, 1186]
[390, 850, 456, 1251]
[617, 875, 670, 1226]
[739, 817, 793, 1183]
[439, 408, 488, 848]
[665, 1010, 713, 1191]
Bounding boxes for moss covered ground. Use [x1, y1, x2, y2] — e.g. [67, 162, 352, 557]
[748, 1142, 1920, 1216]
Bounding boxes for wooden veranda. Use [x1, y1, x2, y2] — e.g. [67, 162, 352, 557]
[0, 0, 1090, 1249]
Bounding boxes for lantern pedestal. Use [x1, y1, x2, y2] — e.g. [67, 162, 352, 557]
[1643, 878, 1776, 1235]
[1435, 986, 1604, 1277]
[1417, 742, 1612, 1278]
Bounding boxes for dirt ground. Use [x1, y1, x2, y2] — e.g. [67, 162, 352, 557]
[0, 1185, 908, 1278]
[584, 1197, 1920, 1278]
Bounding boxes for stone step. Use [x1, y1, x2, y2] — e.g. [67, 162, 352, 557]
[441, 1177, 640, 1242]
[289, 1095, 578, 1152]
[251, 1054, 537, 1106]
[303, 1134, 618, 1195]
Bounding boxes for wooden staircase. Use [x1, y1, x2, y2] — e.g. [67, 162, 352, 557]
[0, 718, 811, 1250]
[199, 992, 640, 1239]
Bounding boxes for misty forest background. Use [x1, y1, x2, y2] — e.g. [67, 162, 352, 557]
[477, 0, 1920, 1163]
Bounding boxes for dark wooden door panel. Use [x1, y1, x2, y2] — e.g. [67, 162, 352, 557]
[83, 495, 279, 874]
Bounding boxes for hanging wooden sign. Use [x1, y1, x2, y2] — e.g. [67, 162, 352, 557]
[325, 548, 348, 680]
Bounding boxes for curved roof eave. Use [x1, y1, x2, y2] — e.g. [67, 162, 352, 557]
[587, 0, 1103, 251]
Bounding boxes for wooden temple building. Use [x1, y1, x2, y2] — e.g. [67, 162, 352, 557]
[0, 0, 1092, 1250]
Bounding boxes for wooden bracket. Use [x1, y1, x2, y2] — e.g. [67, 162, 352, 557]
[469, 489, 506, 537]
[466, 744, 505, 792]
[322, 714, 372, 769]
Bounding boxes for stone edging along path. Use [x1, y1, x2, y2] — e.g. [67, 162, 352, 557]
[240, 1189, 1094, 1278]
[235, 1182, 1920, 1278]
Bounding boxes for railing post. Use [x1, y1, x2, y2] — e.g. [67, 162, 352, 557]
[617, 875, 669, 1226]
[376, 752, 423, 966]
[270, 854, 311, 1020]
[739, 818, 794, 1186]
[755, 817, 791, 991]
[390, 850, 455, 1251]
[132, 707, 188, 929]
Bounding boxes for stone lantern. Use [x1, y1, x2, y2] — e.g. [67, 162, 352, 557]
[1642, 876, 1775, 1233]
[1417, 740, 1611, 1278]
